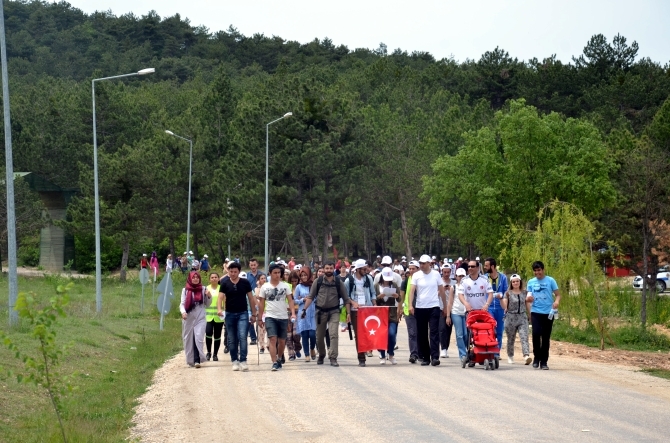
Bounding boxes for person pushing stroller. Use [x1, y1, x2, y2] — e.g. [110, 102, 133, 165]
[458, 260, 494, 368]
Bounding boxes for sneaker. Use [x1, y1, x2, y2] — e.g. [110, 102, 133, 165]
[305, 355, 311, 362]
[271, 362, 280, 371]
[240, 361, 249, 372]
[280, 355, 286, 364]
[195, 362, 201, 368]
[468, 361, 475, 367]
[330, 358, 339, 367]
[431, 359, 440, 366]
[394, 345, 399, 350]
[311, 349, 316, 360]
[213, 354, 218, 361]
[440, 349, 447, 358]
[389, 356, 397, 365]
[409, 355, 417, 364]
[277, 359, 283, 369]
[223, 346, 229, 354]
[524, 355, 532, 365]
[296, 351, 302, 358]
[532, 360, 539, 369]
[358, 361, 366, 367]
[206, 352, 211, 361]
[366, 351, 373, 357]
[380, 356, 386, 365]
[541, 363, 549, 370]
[289, 356, 296, 361]
[232, 361, 240, 371]
[508, 357, 514, 364]
[421, 360, 430, 366]
[317, 355, 325, 365]
[249, 341, 257, 346]
[260, 348, 265, 354]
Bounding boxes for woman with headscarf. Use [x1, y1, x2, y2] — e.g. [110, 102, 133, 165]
[295, 266, 317, 362]
[149, 251, 159, 278]
[179, 271, 212, 368]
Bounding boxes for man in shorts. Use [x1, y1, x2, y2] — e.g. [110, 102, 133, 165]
[258, 264, 297, 371]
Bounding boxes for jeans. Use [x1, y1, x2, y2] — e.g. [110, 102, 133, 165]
[405, 314, 420, 359]
[248, 311, 258, 341]
[531, 312, 554, 364]
[488, 306, 505, 353]
[379, 322, 398, 358]
[451, 313, 467, 358]
[301, 329, 316, 352]
[226, 311, 250, 362]
[415, 307, 441, 362]
[439, 311, 453, 350]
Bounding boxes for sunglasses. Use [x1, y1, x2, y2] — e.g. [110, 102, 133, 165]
[468, 265, 478, 268]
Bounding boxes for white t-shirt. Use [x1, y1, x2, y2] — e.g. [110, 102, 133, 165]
[451, 282, 466, 315]
[459, 276, 493, 310]
[259, 281, 292, 319]
[411, 270, 444, 309]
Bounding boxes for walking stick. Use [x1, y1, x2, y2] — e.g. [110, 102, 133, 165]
[256, 321, 260, 366]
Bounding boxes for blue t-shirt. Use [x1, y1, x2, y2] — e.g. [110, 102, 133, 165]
[527, 276, 558, 314]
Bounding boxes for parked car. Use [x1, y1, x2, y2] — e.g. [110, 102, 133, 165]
[632, 266, 670, 292]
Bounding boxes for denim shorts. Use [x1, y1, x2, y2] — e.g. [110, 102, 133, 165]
[264, 317, 288, 339]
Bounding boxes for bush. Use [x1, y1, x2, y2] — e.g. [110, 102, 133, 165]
[18, 234, 40, 267]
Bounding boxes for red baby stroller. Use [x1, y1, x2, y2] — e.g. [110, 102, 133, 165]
[461, 310, 500, 370]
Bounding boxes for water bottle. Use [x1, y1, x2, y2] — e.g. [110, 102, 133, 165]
[291, 317, 296, 324]
[553, 309, 559, 320]
[548, 309, 558, 320]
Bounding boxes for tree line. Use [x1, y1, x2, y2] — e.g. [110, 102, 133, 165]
[1, 1, 669, 283]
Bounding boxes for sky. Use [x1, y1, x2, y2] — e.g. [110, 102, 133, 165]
[64, 0, 670, 64]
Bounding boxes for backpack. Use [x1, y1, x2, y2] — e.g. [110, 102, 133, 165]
[315, 276, 342, 311]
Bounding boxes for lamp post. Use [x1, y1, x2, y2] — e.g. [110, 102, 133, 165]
[92, 68, 154, 313]
[165, 130, 193, 255]
[265, 112, 292, 272]
[0, 0, 18, 326]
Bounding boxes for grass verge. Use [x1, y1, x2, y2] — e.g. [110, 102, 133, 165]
[551, 319, 670, 352]
[0, 273, 185, 442]
[639, 368, 670, 380]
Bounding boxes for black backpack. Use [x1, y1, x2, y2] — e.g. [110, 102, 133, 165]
[315, 275, 342, 310]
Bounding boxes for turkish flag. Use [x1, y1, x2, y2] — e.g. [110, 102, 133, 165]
[356, 307, 389, 353]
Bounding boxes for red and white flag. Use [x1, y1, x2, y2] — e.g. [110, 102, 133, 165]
[356, 306, 389, 353]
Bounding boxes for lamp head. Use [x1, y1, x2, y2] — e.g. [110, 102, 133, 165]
[165, 130, 174, 136]
[284, 112, 293, 117]
[138, 68, 156, 75]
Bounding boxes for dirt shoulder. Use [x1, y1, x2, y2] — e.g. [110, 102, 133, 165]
[552, 339, 670, 371]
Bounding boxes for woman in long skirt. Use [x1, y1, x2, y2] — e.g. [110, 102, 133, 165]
[180, 271, 212, 368]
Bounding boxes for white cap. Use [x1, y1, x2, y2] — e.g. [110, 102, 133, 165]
[239, 272, 247, 279]
[431, 255, 436, 260]
[476, 256, 480, 261]
[393, 265, 404, 272]
[401, 256, 407, 260]
[409, 260, 420, 268]
[189, 251, 193, 254]
[419, 254, 432, 263]
[184, 251, 188, 254]
[203, 254, 208, 258]
[510, 274, 521, 281]
[224, 257, 230, 262]
[456, 268, 466, 276]
[276, 256, 281, 261]
[142, 253, 147, 256]
[458, 257, 463, 261]
[381, 255, 392, 265]
[295, 264, 302, 270]
[381, 267, 394, 281]
[441, 264, 452, 271]
[352, 259, 367, 271]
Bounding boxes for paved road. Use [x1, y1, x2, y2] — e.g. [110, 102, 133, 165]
[131, 324, 670, 443]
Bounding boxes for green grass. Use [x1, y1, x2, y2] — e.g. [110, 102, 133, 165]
[639, 368, 670, 380]
[0, 273, 186, 442]
[552, 319, 670, 352]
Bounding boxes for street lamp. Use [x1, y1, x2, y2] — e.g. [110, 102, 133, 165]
[265, 112, 292, 272]
[165, 130, 193, 255]
[92, 68, 155, 313]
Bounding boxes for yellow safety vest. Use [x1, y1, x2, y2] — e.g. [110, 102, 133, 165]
[205, 285, 223, 323]
[403, 275, 413, 316]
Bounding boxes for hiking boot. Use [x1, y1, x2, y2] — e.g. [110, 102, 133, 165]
[358, 361, 366, 367]
[311, 349, 316, 360]
[409, 355, 417, 364]
[532, 360, 539, 369]
[240, 361, 249, 372]
[317, 355, 325, 365]
[271, 362, 280, 371]
[206, 352, 211, 361]
[421, 360, 430, 366]
[431, 359, 440, 366]
[213, 354, 218, 361]
[224, 346, 229, 354]
[330, 358, 339, 367]
[232, 361, 240, 371]
[524, 355, 532, 365]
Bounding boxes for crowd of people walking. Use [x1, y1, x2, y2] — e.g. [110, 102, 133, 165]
[178, 253, 561, 372]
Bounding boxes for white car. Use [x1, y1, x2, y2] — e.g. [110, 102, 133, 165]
[632, 266, 670, 292]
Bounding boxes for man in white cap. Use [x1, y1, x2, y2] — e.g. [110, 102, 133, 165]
[343, 259, 376, 366]
[187, 251, 194, 270]
[374, 255, 403, 287]
[408, 254, 448, 366]
[400, 260, 420, 362]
